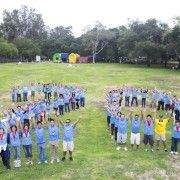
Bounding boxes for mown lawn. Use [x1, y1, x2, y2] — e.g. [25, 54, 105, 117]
[0, 62, 180, 180]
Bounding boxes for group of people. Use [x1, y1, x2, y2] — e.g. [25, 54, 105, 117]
[0, 114, 81, 171]
[0, 82, 86, 171]
[10, 83, 86, 114]
[10, 82, 86, 109]
[106, 87, 180, 154]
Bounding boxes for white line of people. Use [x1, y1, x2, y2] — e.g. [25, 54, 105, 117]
[106, 87, 180, 154]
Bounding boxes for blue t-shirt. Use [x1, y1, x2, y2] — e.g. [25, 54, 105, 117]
[131, 119, 141, 133]
[164, 95, 171, 104]
[114, 117, 119, 128]
[10, 131, 21, 147]
[144, 120, 154, 135]
[141, 92, 147, 99]
[53, 100, 59, 108]
[117, 118, 128, 134]
[37, 84, 42, 93]
[64, 94, 69, 103]
[132, 89, 138, 98]
[8, 116, 17, 127]
[159, 93, 165, 102]
[40, 102, 46, 111]
[48, 125, 60, 141]
[22, 130, 32, 145]
[172, 125, 180, 139]
[54, 86, 58, 93]
[124, 90, 130, 97]
[110, 116, 115, 124]
[35, 127, 46, 144]
[63, 124, 75, 142]
[152, 92, 158, 101]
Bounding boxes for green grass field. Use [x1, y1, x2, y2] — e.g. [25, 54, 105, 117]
[0, 63, 180, 180]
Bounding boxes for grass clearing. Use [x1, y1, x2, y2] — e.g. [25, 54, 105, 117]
[0, 63, 180, 179]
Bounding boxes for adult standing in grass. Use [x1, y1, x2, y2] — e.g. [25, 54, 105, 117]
[124, 87, 130, 107]
[141, 89, 148, 108]
[45, 117, 60, 164]
[150, 89, 158, 108]
[157, 91, 165, 111]
[131, 87, 138, 107]
[0, 121, 11, 171]
[170, 114, 180, 155]
[130, 108, 142, 150]
[154, 114, 169, 152]
[116, 111, 131, 151]
[142, 108, 155, 152]
[30, 83, 35, 101]
[11, 87, 16, 103]
[59, 117, 81, 161]
[33, 120, 48, 164]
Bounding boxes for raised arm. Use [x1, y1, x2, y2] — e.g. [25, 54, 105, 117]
[58, 118, 64, 126]
[74, 117, 81, 126]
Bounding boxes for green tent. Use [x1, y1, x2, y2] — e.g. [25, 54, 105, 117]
[53, 53, 61, 63]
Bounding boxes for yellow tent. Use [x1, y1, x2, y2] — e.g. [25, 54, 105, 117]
[69, 53, 77, 63]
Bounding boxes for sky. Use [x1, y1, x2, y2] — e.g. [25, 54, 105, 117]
[0, 0, 179, 37]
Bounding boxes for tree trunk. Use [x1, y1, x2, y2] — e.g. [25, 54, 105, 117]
[92, 53, 95, 63]
[178, 59, 180, 69]
[147, 57, 151, 67]
[164, 60, 167, 68]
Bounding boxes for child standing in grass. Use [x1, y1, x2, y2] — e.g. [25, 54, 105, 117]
[20, 122, 33, 165]
[9, 123, 21, 168]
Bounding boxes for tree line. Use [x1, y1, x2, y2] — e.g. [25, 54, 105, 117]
[0, 5, 180, 68]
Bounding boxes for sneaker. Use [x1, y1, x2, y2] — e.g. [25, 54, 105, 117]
[174, 152, 178, 155]
[124, 147, 128, 151]
[116, 146, 120, 151]
[69, 157, 73, 161]
[50, 159, 54, 164]
[145, 149, 148, 152]
[26, 161, 30, 165]
[30, 160, 33, 165]
[170, 151, 174, 154]
[151, 149, 154, 152]
[164, 149, 168, 152]
[57, 158, 60, 163]
[61, 157, 65, 162]
[44, 160, 48, 164]
[38, 161, 41, 164]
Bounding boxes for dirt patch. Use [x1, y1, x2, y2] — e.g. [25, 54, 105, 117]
[90, 100, 106, 109]
[137, 168, 169, 180]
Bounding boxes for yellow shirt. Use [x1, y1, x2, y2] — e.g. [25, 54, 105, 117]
[155, 119, 168, 135]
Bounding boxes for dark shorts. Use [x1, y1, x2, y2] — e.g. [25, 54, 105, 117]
[143, 134, 154, 146]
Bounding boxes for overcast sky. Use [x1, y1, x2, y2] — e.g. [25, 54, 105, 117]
[0, 0, 179, 37]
